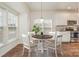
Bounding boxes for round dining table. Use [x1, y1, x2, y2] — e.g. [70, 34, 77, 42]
[32, 35, 53, 39]
[32, 35, 53, 56]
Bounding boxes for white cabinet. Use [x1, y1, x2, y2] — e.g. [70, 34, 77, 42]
[62, 32, 70, 42]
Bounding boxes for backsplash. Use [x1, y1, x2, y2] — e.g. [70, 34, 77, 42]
[56, 25, 79, 31]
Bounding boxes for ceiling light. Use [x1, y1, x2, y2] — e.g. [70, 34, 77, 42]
[40, 18, 44, 23]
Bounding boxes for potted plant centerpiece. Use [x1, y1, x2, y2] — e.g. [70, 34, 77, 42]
[32, 24, 41, 35]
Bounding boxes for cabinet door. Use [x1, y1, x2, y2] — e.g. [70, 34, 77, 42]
[62, 32, 70, 42]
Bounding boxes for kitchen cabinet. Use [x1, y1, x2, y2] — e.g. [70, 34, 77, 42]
[62, 32, 70, 42]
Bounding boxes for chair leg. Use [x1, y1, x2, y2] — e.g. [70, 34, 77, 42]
[35, 50, 39, 57]
[60, 49, 63, 56]
[22, 46, 24, 56]
[60, 45, 63, 56]
[36, 50, 40, 57]
[47, 48, 49, 57]
[55, 49, 58, 57]
[28, 48, 31, 57]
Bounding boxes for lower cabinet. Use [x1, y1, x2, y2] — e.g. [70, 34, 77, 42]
[62, 32, 70, 42]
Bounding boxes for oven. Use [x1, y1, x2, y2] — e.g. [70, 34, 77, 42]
[70, 31, 79, 42]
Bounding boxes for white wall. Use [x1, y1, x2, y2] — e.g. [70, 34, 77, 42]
[18, 3, 31, 46]
[19, 12, 30, 45]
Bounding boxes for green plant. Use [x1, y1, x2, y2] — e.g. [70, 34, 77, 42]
[32, 24, 41, 35]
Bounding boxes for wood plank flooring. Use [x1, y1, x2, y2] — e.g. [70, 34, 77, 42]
[2, 43, 79, 57]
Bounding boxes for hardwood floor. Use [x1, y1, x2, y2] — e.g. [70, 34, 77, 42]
[62, 43, 79, 57]
[2, 43, 79, 57]
[2, 44, 28, 57]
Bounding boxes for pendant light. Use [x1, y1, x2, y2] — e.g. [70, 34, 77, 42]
[40, 1, 44, 34]
[40, 1, 44, 22]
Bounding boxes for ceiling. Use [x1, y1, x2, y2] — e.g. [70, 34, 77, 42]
[3, 2, 79, 13]
[26, 2, 79, 12]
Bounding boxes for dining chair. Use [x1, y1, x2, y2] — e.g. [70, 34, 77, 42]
[27, 32, 36, 57]
[28, 32, 44, 57]
[21, 34, 27, 56]
[30, 36, 48, 56]
[21, 32, 35, 56]
[28, 32, 49, 57]
[47, 31, 63, 57]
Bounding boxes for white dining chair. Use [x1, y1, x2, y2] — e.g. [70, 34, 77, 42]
[21, 34, 27, 56]
[27, 32, 36, 57]
[28, 32, 43, 57]
[28, 32, 49, 57]
[47, 31, 63, 57]
[21, 32, 35, 56]
[30, 37, 48, 56]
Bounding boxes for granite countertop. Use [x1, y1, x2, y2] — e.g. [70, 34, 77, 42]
[32, 35, 53, 39]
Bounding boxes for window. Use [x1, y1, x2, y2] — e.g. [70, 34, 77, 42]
[8, 12, 18, 40]
[0, 7, 18, 45]
[33, 19, 52, 34]
[0, 8, 4, 43]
